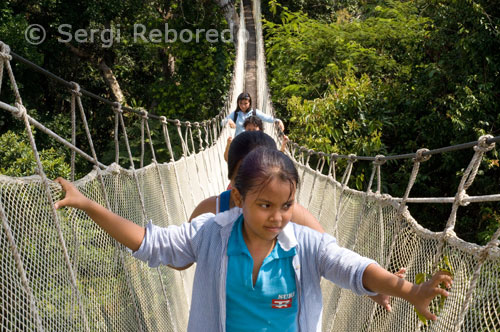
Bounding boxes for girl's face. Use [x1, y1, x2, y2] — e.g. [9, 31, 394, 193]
[244, 123, 260, 132]
[238, 99, 251, 112]
[236, 177, 295, 245]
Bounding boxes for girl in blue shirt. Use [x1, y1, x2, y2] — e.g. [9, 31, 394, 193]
[54, 148, 452, 331]
[222, 92, 284, 136]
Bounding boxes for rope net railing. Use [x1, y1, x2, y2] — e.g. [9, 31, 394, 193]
[0, 1, 499, 332]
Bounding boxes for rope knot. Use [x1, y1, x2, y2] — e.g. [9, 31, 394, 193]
[413, 148, 431, 163]
[474, 135, 495, 153]
[174, 119, 181, 127]
[69, 81, 82, 97]
[348, 154, 357, 162]
[455, 190, 470, 206]
[330, 153, 339, 161]
[374, 154, 386, 166]
[13, 102, 27, 119]
[488, 239, 500, 248]
[307, 149, 314, 156]
[186, 121, 192, 128]
[140, 109, 148, 119]
[159, 116, 168, 124]
[443, 227, 457, 240]
[193, 122, 200, 128]
[380, 193, 393, 202]
[112, 102, 123, 113]
[0, 42, 12, 61]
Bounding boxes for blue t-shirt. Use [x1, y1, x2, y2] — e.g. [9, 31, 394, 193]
[219, 190, 231, 213]
[226, 215, 298, 331]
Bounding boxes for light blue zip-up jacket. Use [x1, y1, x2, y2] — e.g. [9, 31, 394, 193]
[133, 208, 377, 331]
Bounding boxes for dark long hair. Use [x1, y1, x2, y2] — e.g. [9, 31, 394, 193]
[243, 115, 264, 131]
[233, 92, 252, 122]
[227, 131, 277, 180]
[234, 147, 299, 200]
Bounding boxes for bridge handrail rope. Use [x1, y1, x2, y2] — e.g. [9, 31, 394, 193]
[0, 0, 499, 330]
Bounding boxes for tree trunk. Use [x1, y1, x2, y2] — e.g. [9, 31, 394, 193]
[65, 43, 125, 104]
[98, 60, 125, 103]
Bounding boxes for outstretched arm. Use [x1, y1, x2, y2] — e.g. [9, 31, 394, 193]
[54, 177, 145, 251]
[368, 268, 406, 312]
[363, 264, 452, 321]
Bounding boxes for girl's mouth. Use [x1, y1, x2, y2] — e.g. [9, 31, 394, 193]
[265, 226, 281, 233]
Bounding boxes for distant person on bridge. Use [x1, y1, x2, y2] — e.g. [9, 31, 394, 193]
[225, 115, 287, 163]
[222, 92, 285, 136]
[224, 115, 264, 162]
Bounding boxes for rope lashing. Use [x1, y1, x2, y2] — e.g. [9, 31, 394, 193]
[373, 154, 387, 166]
[413, 147, 431, 163]
[193, 122, 204, 151]
[69, 82, 82, 181]
[372, 154, 386, 193]
[141, 109, 159, 162]
[305, 149, 314, 168]
[0, 42, 12, 61]
[112, 102, 122, 164]
[446, 134, 495, 231]
[174, 119, 189, 156]
[70, 81, 82, 97]
[316, 152, 326, 173]
[186, 121, 197, 155]
[328, 153, 338, 179]
[474, 134, 495, 153]
[160, 116, 175, 161]
[139, 108, 148, 168]
[13, 102, 27, 119]
[2, 47, 22, 104]
[203, 121, 210, 148]
[340, 154, 357, 187]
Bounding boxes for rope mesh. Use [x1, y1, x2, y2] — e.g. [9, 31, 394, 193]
[1, 1, 500, 331]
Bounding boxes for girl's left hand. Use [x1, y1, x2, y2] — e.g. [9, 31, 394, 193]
[275, 119, 284, 132]
[411, 271, 452, 321]
[369, 268, 406, 311]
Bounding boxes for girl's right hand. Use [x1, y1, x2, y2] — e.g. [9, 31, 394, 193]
[227, 119, 236, 129]
[54, 177, 90, 211]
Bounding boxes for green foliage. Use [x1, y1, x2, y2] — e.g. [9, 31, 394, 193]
[264, 0, 500, 244]
[0, 129, 71, 179]
[0, 0, 234, 172]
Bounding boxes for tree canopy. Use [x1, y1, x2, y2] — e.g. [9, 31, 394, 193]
[0, 0, 235, 175]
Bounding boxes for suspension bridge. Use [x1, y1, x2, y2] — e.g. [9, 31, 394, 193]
[0, 1, 499, 331]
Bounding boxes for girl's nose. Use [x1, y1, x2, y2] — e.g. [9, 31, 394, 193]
[270, 209, 282, 223]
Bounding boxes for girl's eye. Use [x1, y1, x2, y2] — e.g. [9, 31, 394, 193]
[259, 203, 270, 208]
[282, 203, 292, 210]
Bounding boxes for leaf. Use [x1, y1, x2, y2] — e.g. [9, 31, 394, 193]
[414, 307, 428, 326]
[415, 272, 428, 285]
